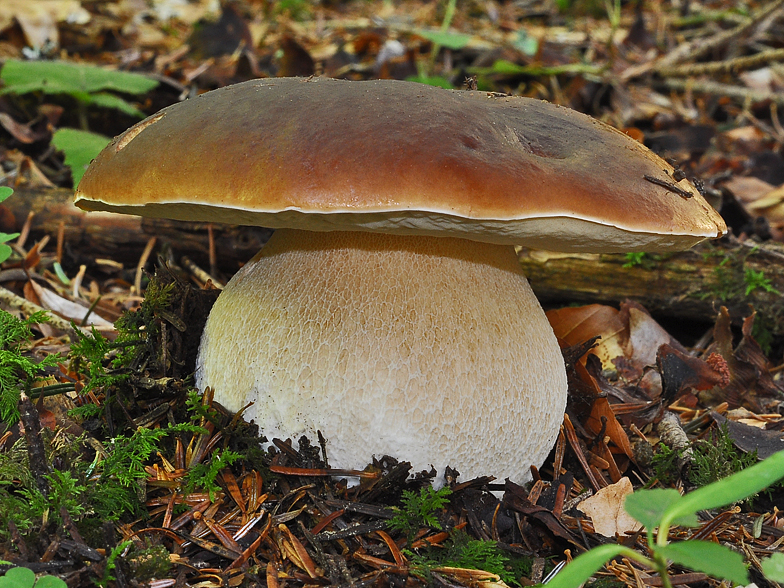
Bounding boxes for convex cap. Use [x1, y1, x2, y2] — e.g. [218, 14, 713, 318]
[75, 77, 726, 252]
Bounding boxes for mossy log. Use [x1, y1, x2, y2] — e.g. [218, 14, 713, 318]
[0, 186, 270, 272]
[4, 188, 783, 334]
[519, 237, 784, 335]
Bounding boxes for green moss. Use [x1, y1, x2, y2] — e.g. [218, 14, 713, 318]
[407, 529, 529, 586]
[126, 544, 172, 581]
[689, 424, 758, 489]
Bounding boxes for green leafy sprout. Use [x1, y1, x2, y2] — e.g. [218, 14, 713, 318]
[622, 252, 646, 268]
[547, 449, 784, 588]
[183, 447, 242, 501]
[0, 187, 19, 264]
[0, 567, 67, 588]
[0, 60, 158, 187]
[95, 540, 133, 588]
[743, 267, 781, 296]
[0, 60, 158, 118]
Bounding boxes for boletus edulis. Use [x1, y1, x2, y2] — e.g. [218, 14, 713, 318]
[74, 77, 726, 484]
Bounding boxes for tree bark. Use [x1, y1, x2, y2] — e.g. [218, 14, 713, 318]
[0, 186, 271, 273]
[518, 237, 784, 335]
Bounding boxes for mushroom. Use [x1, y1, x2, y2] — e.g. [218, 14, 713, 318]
[74, 77, 726, 483]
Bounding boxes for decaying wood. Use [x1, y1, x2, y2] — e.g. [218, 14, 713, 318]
[1, 186, 272, 271]
[518, 237, 784, 334]
[6, 188, 784, 336]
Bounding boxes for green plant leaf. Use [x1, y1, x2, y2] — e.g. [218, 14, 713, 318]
[659, 541, 748, 585]
[762, 552, 784, 582]
[543, 544, 632, 588]
[661, 450, 784, 530]
[51, 128, 111, 187]
[624, 489, 699, 529]
[0, 243, 13, 264]
[512, 31, 539, 56]
[415, 29, 474, 50]
[87, 92, 146, 118]
[406, 75, 455, 89]
[1, 60, 158, 97]
[485, 59, 527, 75]
[0, 235, 19, 264]
[33, 576, 67, 588]
[0, 187, 12, 202]
[0, 567, 35, 588]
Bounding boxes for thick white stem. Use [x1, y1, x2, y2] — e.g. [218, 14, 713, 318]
[197, 229, 567, 484]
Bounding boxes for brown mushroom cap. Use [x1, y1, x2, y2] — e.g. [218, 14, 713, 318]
[75, 77, 725, 252]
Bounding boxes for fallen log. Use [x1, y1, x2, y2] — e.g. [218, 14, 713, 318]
[4, 187, 783, 335]
[0, 186, 271, 273]
[518, 237, 784, 335]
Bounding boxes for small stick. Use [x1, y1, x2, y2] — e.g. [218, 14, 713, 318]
[181, 255, 224, 289]
[134, 236, 157, 295]
[56, 220, 65, 264]
[563, 413, 602, 492]
[658, 48, 784, 78]
[661, 78, 784, 106]
[655, 0, 784, 70]
[0, 284, 89, 338]
[16, 211, 34, 250]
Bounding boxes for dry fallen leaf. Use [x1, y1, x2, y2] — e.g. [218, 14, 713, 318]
[577, 477, 642, 537]
[0, 0, 89, 49]
[547, 304, 628, 369]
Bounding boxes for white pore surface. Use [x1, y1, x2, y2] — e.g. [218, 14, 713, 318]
[196, 229, 568, 484]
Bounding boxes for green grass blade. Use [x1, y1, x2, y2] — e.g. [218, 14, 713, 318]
[415, 29, 474, 50]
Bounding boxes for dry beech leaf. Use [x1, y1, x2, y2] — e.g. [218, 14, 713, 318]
[0, 0, 89, 49]
[747, 183, 784, 222]
[626, 305, 678, 368]
[547, 304, 628, 369]
[577, 477, 642, 537]
[722, 176, 775, 205]
[28, 280, 113, 327]
[573, 358, 634, 458]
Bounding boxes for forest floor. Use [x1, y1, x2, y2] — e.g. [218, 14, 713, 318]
[0, 0, 783, 587]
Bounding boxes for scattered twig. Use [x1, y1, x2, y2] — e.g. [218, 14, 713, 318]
[0, 284, 90, 338]
[181, 255, 224, 289]
[654, 0, 784, 70]
[660, 78, 784, 105]
[658, 48, 784, 78]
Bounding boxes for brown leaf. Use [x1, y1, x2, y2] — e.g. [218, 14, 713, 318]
[703, 308, 784, 412]
[711, 412, 784, 459]
[0, 113, 47, 144]
[577, 477, 641, 537]
[656, 343, 730, 404]
[547, 304, 628, 369]
[585, 396, 634, 459]
[278, 35, 315, 78]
